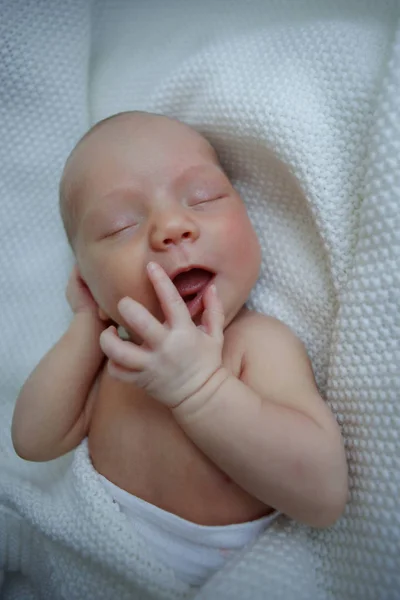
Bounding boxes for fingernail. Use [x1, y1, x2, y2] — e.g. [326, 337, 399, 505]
[118, 297, 130, 309]
[118, 297, 133, 315]
[210, 284, 217, 294]
[147, 262, 157, 272]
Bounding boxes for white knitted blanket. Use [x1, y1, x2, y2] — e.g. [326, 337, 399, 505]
[1, 1, 399, 599]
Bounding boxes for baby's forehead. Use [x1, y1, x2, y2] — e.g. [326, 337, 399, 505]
[65, 113, 161, 168]
[70, 115, 218, 188]
[81, 112, 203, 152]
[68, 111, 224, 185]
[60, 113, 223, 229]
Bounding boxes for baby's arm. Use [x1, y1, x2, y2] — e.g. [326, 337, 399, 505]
[12, 267, 106, 462]
[99, 264, 347, 527]
[173, 316, 348, 528]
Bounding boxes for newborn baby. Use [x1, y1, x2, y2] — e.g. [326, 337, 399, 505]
[12, 111, 348, 588]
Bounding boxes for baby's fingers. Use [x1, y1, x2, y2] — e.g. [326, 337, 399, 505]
[201, 284, 224, 342]
[147, 262, 191, 327]
[99, 326, 148, 371]
[118, 296, 165, 348]
[107, 360, 142, 382]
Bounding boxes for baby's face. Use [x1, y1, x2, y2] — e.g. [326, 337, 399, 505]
[70, 114, 261, 337]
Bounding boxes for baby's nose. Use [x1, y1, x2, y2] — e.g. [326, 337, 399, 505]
[150, 212, 199, 249]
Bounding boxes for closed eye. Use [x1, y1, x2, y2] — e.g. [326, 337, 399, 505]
[102, 223, 138, 239]
[189, 194, 227, 207]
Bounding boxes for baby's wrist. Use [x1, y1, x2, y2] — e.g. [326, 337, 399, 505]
[71, 309, 106, 332]
[71, 302, 98, 316]
[172, 367, 230, 422]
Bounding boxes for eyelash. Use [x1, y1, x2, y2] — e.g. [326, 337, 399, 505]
[189, 195, 226, 207]
[103, 223, 138, 239]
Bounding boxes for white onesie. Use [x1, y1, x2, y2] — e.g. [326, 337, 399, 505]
[99, 474, 279, 587]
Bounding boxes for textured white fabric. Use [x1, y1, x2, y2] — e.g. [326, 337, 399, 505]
[1, 1, 399, 599]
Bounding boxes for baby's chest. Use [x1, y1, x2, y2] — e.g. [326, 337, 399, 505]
[86, 332, 260, 524]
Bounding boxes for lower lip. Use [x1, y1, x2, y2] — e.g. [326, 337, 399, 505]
[185, 276, 216, 319]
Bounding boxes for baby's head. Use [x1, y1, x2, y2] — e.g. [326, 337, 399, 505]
[60, 111, 261, 335]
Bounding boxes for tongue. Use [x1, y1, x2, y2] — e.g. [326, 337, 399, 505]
[173, 268, 213, 297]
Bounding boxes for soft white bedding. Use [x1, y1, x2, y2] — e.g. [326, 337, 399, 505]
[1, 1, 399, 598]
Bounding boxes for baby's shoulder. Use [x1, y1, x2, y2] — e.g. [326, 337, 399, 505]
[229, 310, 317, 402]
[226, 308, 308, 370]
[228, 308, 296, 347]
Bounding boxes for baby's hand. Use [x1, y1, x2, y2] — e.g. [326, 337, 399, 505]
[99, 262, 225, 408]
[66, 265, 99, 315]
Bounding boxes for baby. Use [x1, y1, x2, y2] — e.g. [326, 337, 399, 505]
[12, 111, 348, 588]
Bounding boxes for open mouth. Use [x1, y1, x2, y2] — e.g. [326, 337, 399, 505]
[172, 267, 215, 318]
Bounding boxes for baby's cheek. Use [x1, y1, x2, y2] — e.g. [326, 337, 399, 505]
[81, 257, 123, 320]
[94, 258, 161, 324]
[220, 211, 261, 270]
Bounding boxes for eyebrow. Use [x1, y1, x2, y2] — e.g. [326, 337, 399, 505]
[174, 163, 226, 188]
